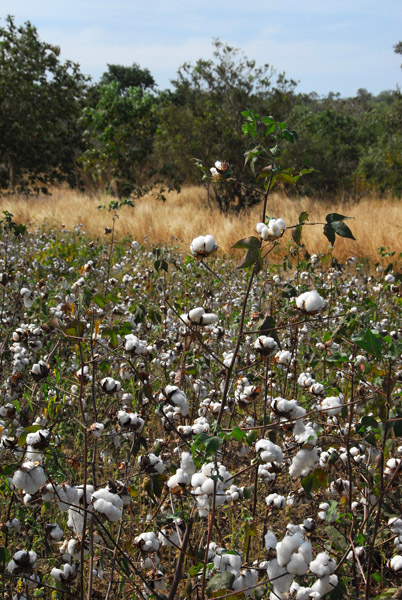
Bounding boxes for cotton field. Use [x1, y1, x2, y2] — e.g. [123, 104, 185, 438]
[0, 213, 401, 600]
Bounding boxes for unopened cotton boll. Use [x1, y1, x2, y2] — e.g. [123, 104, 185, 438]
[296, 290, 325, 314]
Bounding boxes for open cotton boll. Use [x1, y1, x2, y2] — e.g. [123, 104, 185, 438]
[256, 439, 284, 464]
[92, 488, 123, 522]
[190, 235, 218, 257]
[268, 220, 281, 239]
[134, 531, 160, 552]
[267, 559, 292, 594]
[264, 530, 278, 551]
[213, 551, 242, 576]
[309, 552, 337, 577]
[296, 290, 325, 314]
[390, 555, 402, 571]
[51, 563, 77, 583]
[254, 335, 278, 356]
[289, 448, 319, 478]
[320, 394, 344, 416]
[266, 493, 286, 509]
[124, 334, 148, 355]
[8, 550, 37, 574]
[180, 451, 196, 476]
[311, 574, 338, 596]
[167, 468, 190, 490]
[13, 461, 46, 494]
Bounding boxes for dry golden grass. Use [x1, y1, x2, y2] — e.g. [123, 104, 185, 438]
[1, 186, 401, 263]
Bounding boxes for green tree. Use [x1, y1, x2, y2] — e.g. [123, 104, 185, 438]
[0, 15, 88, 193]
[79, 81, 158, 198]
[99, 63, 155, 93]
[153, 40, 297, 211]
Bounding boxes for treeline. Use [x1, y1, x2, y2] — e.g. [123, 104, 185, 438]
[1, 15, 401, 210]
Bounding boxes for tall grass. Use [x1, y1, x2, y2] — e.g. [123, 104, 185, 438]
[1, 186, 401, 262]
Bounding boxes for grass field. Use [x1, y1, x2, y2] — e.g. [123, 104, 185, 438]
[1, 186, 401, 263]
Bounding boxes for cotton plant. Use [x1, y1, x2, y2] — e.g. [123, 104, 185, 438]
[296, 290, 325, 314]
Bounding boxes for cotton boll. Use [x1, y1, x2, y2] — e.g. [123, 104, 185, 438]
[266, 493, 286, 509]
[296, 290, 325, 314]
[264, 530, 278, 551]
[92, 488, 123, 522]
[309, 552, 336, 577]
[51, 563, 77, 583]
[289, 448, 319, 478]
[390, 555, 402, 571]
[256, 439, 284, 464]
[311, 574, 338, 596]
[267, 559, 292, 594]
[13, 461, 46, 494]
[320, 395, 344, 416]
[254, 336, 278, 357]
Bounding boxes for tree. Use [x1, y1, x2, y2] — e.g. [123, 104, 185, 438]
[0, 15, 88, 193]
[152, 40, 297, 211]
[99, 63, 155, 94]
[79, 81, 158, 198]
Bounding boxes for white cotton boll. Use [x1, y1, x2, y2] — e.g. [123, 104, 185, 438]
[289, 448, 319, 478]
[275, 350, 292, 366]
[389, 517, 402, 534]
[264, 530, 278, 551]
[181, 451, 196, 476]
[168, 468, 190, 489]
[276, 218, 286, 232]
[256, 439, 284, 464]
[311, 574, 338, 596]
[214, 552, 242, 576]
[92, 489, 123, 522]
[309, 552, 337, 577]
[320, 395, 344, 416]
[391, 555, 402, 571]
[202, 313, 219, 325]
[266, 493, 286, 509]
[191, 472, 207, 488]
[296, 290, 325, 314]
[47, 524, 64, 541]
[13, 462, 46, 494]
[267, 220, 281, 239]
[254, 335, 278, 356]
[256, 222, 265, 233]
[51, 563, 76, 583]
[204, 235, 218, 253]
[188, 307, 205, 323]
[267, 559, 292, 594]
[89, 422, 104, 438]
[201, 478, 215, 495]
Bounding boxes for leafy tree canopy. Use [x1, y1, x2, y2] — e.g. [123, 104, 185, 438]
[0, 15, 88, 193]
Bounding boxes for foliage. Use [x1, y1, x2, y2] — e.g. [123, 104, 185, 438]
[0, 15, 88, 193]
[79, 81, 158, 198]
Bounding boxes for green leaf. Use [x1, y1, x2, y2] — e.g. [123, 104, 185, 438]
[326, 500, 338, 522]
[331, 220, 356, 240]
[204, 436, 223, 454]
[299, 211, 309, 223]
[292, 224, 302, 245]
[206, 572, 236, 597]
[353, 329, 383, 358]
[229, 427, 247, 443]
[326, 213, 351, 223]
[232, 236, 260, 250]
[323, 223, 336, 245]
[238, 247, 262, 272]
[92, 294, 106, 309]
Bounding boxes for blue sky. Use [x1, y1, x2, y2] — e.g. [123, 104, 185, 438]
[2, 0, 401, 96]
